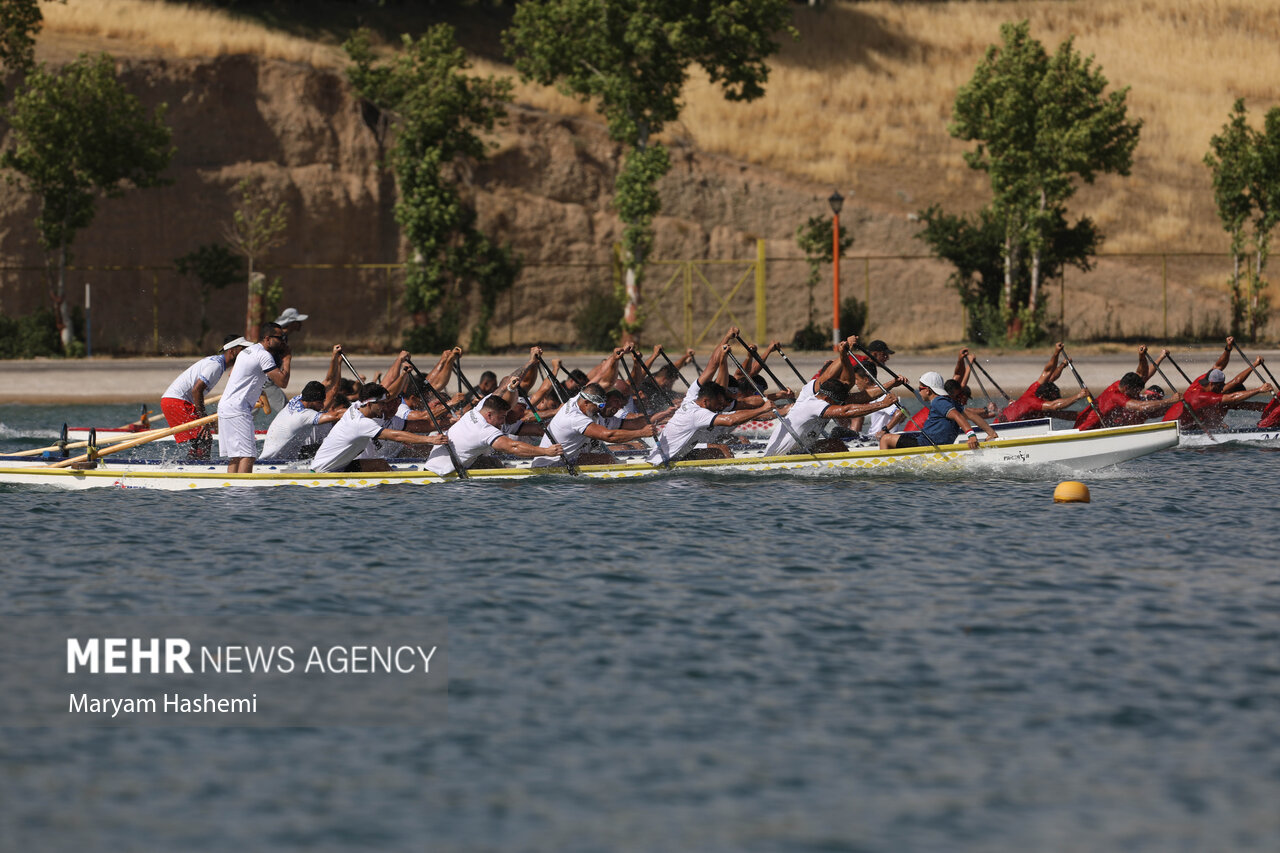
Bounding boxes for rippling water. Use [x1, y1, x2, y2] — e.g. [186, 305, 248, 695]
[2, 403, 1280, 852]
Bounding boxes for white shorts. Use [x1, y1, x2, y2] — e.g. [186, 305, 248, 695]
[218, 413, 258, 459]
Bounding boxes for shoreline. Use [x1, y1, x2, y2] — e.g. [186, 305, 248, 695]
[3, 345, 1274, 405]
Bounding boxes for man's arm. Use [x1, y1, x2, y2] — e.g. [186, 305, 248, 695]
[1042, 389, 1087, 412]
[492, 435, 563, 459]
[953, 348, 971, 384]
[266, 347, 291, 390]
[1212, 337, 1235, 372]
[1120, 393, 1181, 416]
[710, 401, 774, 428]
[375, 429, 450, 446]
[1041, 342, 1065, 385]
[586, 346, 630, 387]
[1221, 383, 1273, 406]
[824, 395, 898, 421]
[426, 348, 461, 389]
[581, 422, 658, 443]
[191, 379, 209, 418]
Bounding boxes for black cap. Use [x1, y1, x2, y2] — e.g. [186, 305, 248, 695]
[868, 339, 894, 354]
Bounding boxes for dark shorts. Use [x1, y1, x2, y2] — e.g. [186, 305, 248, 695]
[894, 432, 930, 448]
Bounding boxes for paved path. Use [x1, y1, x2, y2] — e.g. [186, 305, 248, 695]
[1, 346, 1274, 404]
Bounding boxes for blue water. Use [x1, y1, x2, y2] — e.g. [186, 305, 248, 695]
[2, 404, 1280, 852]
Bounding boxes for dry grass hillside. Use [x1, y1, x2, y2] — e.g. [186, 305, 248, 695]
[25, 0, 1280, 347]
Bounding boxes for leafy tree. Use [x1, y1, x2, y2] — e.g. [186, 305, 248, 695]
[2, 52, 173, 351]
[221, 175, 289, 339]
[917, 203, 1097, 345]
[947, 20, 1139, 341]
[793, 214, 853, 349]
[507, 0, 794, 342]
[345, 25, 518, 353]
[1206, 99, 1280, 341]
[0, 0, 42, 88]
[175, 243, 244, 349]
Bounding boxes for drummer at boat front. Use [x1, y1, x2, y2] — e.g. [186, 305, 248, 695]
[879, 371, 995, 451]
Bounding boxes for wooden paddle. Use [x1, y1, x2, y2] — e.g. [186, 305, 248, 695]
[656, 348, 692, 389]
[1232, 342, 1280, 402]
[1059, 346, 1105, 427]
[1147, 352, 1217, 443]
[402, 367, 468, 480]
[724, 347, 819, 459]
[620, 351, 672, 469]
[967, 355, 1012, 407]
[46, 414, 221, 469]
[845, 341, 945, 454]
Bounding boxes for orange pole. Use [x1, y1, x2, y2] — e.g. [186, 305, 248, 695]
[832, 212, 842, 345]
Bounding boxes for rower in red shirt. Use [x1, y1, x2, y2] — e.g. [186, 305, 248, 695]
[1075, 346, 1181, 430]
[997, 342, 1090, 423]
[1163, 338, 1273, 429]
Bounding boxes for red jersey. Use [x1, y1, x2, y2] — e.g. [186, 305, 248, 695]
[998, 383, 1045, 423]
[1163, 373, 1225, 428]
[1258, 397, 1280, 429]
[905, 406, 928, 432]
[1075, 381, 1143, 430]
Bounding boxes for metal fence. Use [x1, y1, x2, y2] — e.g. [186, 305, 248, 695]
[0, 248, 1266, 355]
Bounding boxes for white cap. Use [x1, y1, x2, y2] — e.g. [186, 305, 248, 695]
[275, 307, 308, 325]
[222, 336, 252, 351]
[919, 371, 948, 396]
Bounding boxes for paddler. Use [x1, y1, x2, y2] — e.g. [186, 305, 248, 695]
[160, 334, 251, 459]
[530, 382, 657, 468]
[310, 381, 449, 473]
[423, 394, 564, 476]
[880, 372, 996, 450]
[1074, 346, 1181, 430]
[762, 378, 898, 457]
[1162, 343, 1273, 430]
[996, 342, 1089, 423]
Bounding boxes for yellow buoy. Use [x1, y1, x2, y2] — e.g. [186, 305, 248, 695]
[1054, 481, 1090, 503]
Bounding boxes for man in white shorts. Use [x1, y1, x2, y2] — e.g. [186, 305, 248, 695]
[311, 384, 449, 473]
[219, 323, 291, 473]
[424, 395, 564, 476]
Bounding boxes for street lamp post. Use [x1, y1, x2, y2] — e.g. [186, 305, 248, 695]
[828, 190, 843, 345]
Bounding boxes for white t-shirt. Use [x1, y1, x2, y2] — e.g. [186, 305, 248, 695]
[311, 404, 386, 472]
[794, 378, 818, 405]
[532, 395, 600, 467]
[424, 407, 505, 475]
[220, 343, 277, 415]
[648, 400, 717, 464]
[163, 354, 227, 403]
[863, 392, 901, 435]
[764, 396, 831, 456]
[261, 395, 321, 459]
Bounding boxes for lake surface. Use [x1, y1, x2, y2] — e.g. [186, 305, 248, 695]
[2, 403, 1279, 852]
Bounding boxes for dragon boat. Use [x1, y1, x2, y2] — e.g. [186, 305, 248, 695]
[0, 420, 1178, 490]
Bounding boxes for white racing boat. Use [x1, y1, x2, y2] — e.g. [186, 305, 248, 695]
[0, 421, 1178, 490]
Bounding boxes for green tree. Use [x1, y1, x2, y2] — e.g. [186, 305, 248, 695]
[917, 203, 1097, 345]
[222, 175, 289, 340]
[948, 20, 1140, 340]
[1206, 99, 1280, 340]
[345, 25, 518, 353]
[175, 243, 244, 350]
[507, 0, 794, 342]
[2, 52, 173, 351]
[0, 0, 43, 88]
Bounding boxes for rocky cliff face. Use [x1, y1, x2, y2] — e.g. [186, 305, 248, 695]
[0, 54, 1191, 356]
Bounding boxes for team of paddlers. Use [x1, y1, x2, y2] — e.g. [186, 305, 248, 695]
[155, 308, 1279, 476]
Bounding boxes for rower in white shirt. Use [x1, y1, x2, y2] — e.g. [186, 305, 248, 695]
[424, 395, 563, 476]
